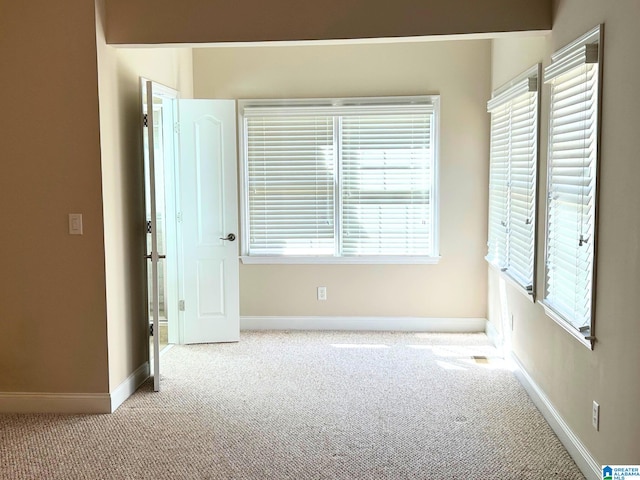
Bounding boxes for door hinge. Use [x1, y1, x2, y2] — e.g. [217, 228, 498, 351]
[143, 113, 149, 128]
[177, 212, 183, 223]
[174, 122, 180, 134]
[149, 323, 154, 336]
[179, 300, 185, 311]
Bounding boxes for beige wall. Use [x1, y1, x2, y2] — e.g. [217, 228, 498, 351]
[105, 0, 550, 45]
[0, 1, 109, 393]
[194, 40, 491, 318]
[489, 0, 640, 464]
[95, 1, 193, 390]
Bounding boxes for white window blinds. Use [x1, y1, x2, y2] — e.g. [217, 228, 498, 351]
[487, 67, 539, 293]
[245, 114, 335, 255]
[341, 113, 433, 256]
[487, 103, 511, 269]
[543, 26, 601, 343]
[241, 98, 438, 260]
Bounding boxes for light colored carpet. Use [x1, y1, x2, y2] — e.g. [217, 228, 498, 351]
[1, 331, 584, 479]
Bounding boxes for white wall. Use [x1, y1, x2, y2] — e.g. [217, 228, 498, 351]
[489, 0, 640, 465]
[194, 40, 491, 320]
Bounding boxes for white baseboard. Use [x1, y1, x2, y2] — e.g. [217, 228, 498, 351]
[0, 392, 111, 414]
[510, 353, 600, 480]
[485, 319, 503, 349]
[0, 362, 150, 415]
[110, 362, 150, 413]
[241, 316, 487, 332]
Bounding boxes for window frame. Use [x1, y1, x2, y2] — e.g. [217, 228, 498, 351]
[486, 64, 541, 300]
[540, 25, 603, 349]
[237, 96, 440, 265]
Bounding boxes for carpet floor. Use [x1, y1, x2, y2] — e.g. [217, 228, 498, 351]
[0, 331, 585, 479]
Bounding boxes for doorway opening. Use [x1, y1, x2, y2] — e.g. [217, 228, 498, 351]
[142, 79, 241, 390]
[142, 80, 181, 388]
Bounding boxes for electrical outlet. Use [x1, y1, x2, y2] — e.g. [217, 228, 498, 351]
[592, 401, 600, 431]
[317, 286, 327, 301]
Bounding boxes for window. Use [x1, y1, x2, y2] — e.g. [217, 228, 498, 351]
[239, 97, 439, 264]
[486, 66, 540, 295]
[542, 25, 602, 348]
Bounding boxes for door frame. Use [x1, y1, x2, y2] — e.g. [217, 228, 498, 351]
[141, 78, 182, 347]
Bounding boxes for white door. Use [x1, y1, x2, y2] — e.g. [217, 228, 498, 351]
[176, 100, 240, 344]
[142, 80, 164, 391]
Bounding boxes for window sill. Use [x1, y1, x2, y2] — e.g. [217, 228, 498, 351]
[538, 300, 595, 350]
[485, 258, 535, 302]
[240, 255, 442, 265]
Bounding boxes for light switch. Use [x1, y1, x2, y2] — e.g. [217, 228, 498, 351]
[69, 213, 83, 235]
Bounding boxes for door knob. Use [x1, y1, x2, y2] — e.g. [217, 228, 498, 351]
[220, 233, 236, 242]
